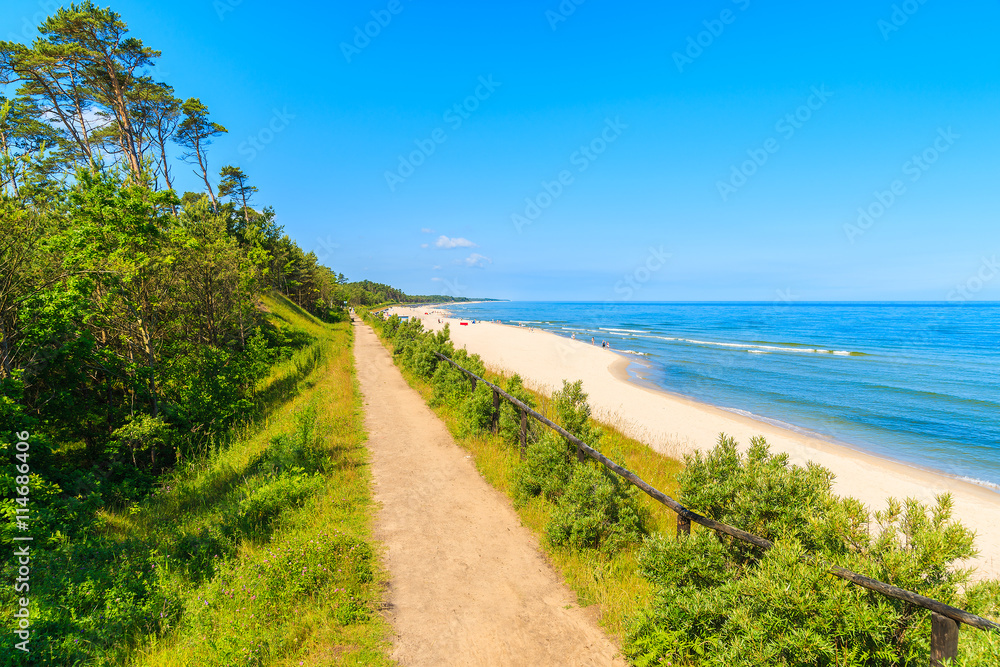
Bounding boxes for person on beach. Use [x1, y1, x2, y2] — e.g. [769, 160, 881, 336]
[572, 333, 576, 340]
[591, 337, 595, 345]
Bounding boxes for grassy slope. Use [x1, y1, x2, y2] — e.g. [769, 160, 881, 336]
[369, 328, 685, 648]
[107, 294, 393, 666]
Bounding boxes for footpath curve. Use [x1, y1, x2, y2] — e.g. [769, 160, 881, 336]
[353, 321, 626, 666]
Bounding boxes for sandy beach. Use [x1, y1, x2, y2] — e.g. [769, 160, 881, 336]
[389, 306, 1000, 580]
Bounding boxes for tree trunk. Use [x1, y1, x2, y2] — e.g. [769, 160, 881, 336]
[194, 136, 217, 212]
[104, 60, 143, 179]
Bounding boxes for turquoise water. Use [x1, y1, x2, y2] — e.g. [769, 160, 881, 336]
[439, 302, 1000, 490]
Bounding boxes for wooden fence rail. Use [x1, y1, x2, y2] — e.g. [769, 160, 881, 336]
[432, 351, 1000, 664]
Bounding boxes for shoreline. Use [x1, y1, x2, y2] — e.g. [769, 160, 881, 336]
[389, 306, 1000, 580]
[438, 304, 1000, 495]
[610, 354, 1000, 496]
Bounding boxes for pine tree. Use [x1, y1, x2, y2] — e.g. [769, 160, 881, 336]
[175, 98, 226, 211]
[218, 164, 258, 223]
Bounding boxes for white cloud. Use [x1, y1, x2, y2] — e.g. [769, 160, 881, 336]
[420, 243, 429, 248]
[464, 253, 492, 268]
[421, 227, 434, 234]
[436, 235, 476, 249]
[432, 265, 441, 270]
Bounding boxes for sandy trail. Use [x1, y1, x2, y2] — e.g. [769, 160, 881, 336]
[353, 322, 626, 666]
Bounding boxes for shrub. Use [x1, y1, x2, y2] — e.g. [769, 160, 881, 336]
[625, 434, 982, 667]
[957, 580, 1000, 666]
[400, 325, 454, 380]
[462, 382, 497, 435]
[546, 462, 647, 554]
[498, 373, 537, 446]
[552, 379, 602, 447]
[514, 431, 574, 505]
[679, 434, 836, 561]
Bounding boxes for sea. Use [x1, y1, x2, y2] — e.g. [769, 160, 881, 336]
[437, 301, 1000, 491]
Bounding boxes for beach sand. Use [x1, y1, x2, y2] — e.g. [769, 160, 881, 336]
[390, 306, 1000, 580]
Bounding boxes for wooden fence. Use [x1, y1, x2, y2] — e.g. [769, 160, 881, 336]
[432, 351, 1000, 666]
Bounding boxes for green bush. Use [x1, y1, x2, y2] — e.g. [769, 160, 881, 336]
[260, 405, 327, 474]
[462, 382, 497, 434]
[625, 434, 985, 667]
[552, 379, 602, 447]
[498, 373, 537, 446]
[546, 462, 647, 554]
[957, 580, 1000, 666]
[514, 431, 574, 505]
[512, 380, 599, 505]
[678, 434, 839, 563]
[400, 325, 454, 380]
[0, 535, 179, 663]
[229, 470, 323, 541]
[636, 530, 731, 592]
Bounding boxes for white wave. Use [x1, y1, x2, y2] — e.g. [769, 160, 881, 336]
[620, 350, 649, 356]
[718, 407, 824, 438]
[634, 334, 856, 356]
[957, 476, 1000, 492]
[599, 327, 646, 334]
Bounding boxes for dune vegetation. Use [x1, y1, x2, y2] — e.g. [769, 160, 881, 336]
[367, 311, 1000, 666]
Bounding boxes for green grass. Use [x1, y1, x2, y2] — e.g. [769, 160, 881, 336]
[0, 293, 394, 667]
[123, 294, 394, 666]
[379, 334, 685, 648]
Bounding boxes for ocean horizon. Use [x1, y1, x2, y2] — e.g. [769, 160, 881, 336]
[436, 301, 1000, 492]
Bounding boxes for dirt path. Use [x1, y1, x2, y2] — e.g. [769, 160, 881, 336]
[353, 322, 626, 666]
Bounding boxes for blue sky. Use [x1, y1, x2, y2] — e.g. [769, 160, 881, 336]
[4, 0, 999, 301]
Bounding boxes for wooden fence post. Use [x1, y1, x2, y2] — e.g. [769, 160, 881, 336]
[469, 375, 477, 392]
[491, 388, 501, 432]
[576, 442, 586, 463]
[677, 514, 691, 538]
[519, 409, 527, 460]
[930, 612, 959, 667]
